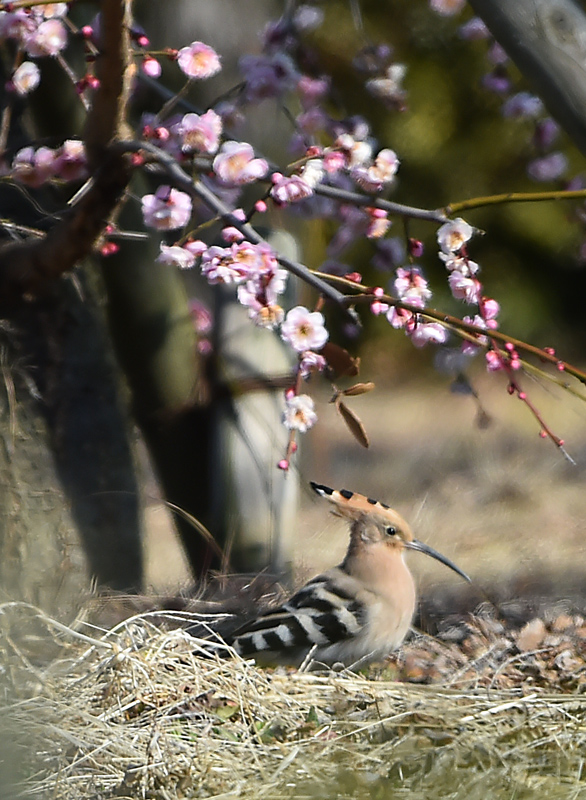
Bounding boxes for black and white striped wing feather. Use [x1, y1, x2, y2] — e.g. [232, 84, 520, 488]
[225, 569, 367, 665]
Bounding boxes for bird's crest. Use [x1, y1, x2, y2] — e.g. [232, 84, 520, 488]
[310, 481, 411, 536]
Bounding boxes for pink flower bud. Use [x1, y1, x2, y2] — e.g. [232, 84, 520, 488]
[277, 459, 289, 471]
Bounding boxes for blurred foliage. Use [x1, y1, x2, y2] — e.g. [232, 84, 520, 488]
[305, 0, 586, 360]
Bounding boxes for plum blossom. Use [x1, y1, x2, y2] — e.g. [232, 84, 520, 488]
[448, 271, 481, 304]
[393, 267, 432, 308]
[11, 146, 56, 187]
[336, 133, 372, 169]
[24, 18, 67, 57]
[409, 322, 448, 348]
[437, 218, 473, 254]
[201, 240, 281, 287]
[502, 92, 543, 119]
[299, 350, 327, 378]
[282, 393, 317, 432]
[141, 185, 192, 230]
[141, 56, 161, 79]
[281, 306, 329, 352]
[237, 267, 287, 328]
[175, 109, 222, 155]
[177, 41, 221, 79]
[12, 61, 40, 95]
[213, 141, 268, 185]
[157, 244, 196, 269]
[53, 139, 87, 181]
[239, 52, 299, 102]
[439, 252, 479, 276]
[527, 152, 568, 182]
[366, 64, 407, 109]
[270, 173, 313, 204]
[352, 148, 399, 192]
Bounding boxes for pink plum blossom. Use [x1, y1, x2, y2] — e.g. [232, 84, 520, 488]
[141, 56, 161, 78]
[281, 306, 329, 352]
[527, 152, 568, 182]
[270, 174, 313, 204]
[177, 41, 221, 79]
[141, 185, 192, 230]
[25, 18, 67, 57]
[11, 146, 56, 187]
[201, 241, 280, 286]
[175, 109, 222, 155]
[282, 393, 317, 432]
[53, 139, 87, 181]
[393, 267, 432, 308]
[502, 92, 543, 119]
[448, 271, 481, 304]
[386, 307, 414, 329]
[11, 61, 40, 95]
[157, 244, 196, 269]
[409, 322, 448, 348]
[213, 141, 268, 185]
[299, 350, 327, 378]
[437, 218, 473, 254]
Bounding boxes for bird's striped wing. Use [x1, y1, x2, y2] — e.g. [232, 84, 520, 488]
[227, 571, 366, 659]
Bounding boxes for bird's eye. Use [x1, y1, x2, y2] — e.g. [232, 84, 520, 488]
[385, 526, 397, 537]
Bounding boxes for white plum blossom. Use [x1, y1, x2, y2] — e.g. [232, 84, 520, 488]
[300, 158, 325, 188]
[12, 61, 40, 95]
[335, 133, 373, 168]
[282, 393, 318, 432]
[439, 252, 479, 276]
[366, 64, 407, 107]
[157, 244, 196, 269]
[352, 148, 399, 192]
[177, 41, 221, 79]
[280, 306, 329, 352]
[141, 186, 192, 230]
[437, 217, 473, 254]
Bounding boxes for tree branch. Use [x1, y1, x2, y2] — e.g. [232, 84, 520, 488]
[0, 0, 134, 311]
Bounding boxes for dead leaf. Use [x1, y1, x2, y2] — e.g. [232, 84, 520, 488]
[321, 342, 360, 378]
[336, 400, 369, 448]
[342, 382, 375, 396]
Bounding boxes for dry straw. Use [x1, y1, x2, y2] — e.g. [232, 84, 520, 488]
[1, 601, 585, 800]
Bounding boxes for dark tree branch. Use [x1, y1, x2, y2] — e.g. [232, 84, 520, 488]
[0, 0, 134, 310]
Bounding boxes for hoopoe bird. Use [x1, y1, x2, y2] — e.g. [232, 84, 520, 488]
[220, 482, 470, 668]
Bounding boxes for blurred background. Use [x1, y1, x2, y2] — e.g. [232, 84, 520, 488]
[135, 0, 586, 612]
[2, 0, 586, 618]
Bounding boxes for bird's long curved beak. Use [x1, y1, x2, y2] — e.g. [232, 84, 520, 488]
[405, 539, 471, 583]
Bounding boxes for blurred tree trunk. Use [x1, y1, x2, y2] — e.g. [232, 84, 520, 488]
[469, 0, 586, 158]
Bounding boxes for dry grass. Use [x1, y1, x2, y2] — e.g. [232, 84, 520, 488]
[3, 602, 586, 800]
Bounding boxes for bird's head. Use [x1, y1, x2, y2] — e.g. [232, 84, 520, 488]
[310, 481, 470, 583]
